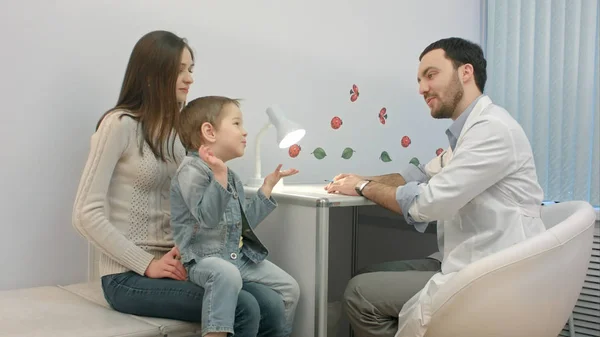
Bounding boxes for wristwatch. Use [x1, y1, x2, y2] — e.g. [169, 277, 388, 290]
[355, 180, 371, 196]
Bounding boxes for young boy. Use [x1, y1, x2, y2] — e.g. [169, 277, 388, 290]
[170, 96, 300, 337]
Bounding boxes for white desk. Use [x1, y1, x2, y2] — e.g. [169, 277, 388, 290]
[244, 184, 375, 337]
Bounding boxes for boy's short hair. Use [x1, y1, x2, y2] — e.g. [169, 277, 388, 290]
[178, 96, 241, 150]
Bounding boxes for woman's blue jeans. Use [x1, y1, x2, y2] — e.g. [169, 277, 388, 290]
[101, 271, 286, 337]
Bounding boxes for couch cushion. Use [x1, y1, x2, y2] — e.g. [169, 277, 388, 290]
[0, 286, 160, 337]
[60, 281, 202, 336]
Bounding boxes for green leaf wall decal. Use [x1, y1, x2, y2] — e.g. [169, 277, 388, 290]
[341, 147, 355, 159]
[312, 147, 327, 159]
[379, 151, 392, 162]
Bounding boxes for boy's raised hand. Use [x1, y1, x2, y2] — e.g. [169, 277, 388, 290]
[264, 164, 299, 187]
[198, 145, 228, 188]
[261, 164, 299, 197]
[198, 145, 227, 174]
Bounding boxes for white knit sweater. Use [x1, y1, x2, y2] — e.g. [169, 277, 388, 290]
[72, 110, 185, 277]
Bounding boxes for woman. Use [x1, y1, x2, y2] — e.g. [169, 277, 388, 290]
[72, 30, 285, 337]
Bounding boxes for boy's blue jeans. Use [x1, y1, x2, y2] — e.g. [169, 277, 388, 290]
[188, 252, 300, 337]
[101, 271, 285, 337]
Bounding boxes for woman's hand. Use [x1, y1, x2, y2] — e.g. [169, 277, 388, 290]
[144, 246, 188, 281]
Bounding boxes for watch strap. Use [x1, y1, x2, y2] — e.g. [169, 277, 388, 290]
[355, 180, 371, 196]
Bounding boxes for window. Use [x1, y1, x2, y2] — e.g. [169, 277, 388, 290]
[484, 0, 599, 206]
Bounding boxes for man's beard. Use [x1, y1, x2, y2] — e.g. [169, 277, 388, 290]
[432, 73, 464, 119]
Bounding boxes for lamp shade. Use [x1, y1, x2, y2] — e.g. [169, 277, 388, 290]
[266, 105, 306, 148]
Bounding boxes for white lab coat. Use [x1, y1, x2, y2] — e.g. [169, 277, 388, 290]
[394, 95, 546, 337]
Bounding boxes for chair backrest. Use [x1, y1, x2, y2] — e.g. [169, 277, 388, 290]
[424, 201, 596, 337]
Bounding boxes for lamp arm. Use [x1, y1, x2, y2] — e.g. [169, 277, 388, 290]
[253, 122, 272, 180]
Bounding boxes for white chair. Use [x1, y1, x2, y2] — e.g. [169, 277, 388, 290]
[424, 201, 596, 337]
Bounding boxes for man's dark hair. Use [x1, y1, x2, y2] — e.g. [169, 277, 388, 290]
[419, 37, 487, 93]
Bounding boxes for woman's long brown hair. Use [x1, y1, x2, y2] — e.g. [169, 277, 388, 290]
[97, 30, 194, 162]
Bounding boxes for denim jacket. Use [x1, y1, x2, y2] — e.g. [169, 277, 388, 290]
[170, 151, 277, 265]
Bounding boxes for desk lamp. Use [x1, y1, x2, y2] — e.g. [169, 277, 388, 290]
[246, 105, 305, 188]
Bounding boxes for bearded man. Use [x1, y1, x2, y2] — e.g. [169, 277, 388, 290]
[326, 37, 546, 337]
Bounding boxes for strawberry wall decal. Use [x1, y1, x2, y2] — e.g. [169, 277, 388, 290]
[350, 84, 359, 102]
[436, 148, 444, 156]
[379, 107, 388, 124]
[379, 151, 392, 162]
[409, 157, 420, 166]
[288, 144, 301, 158]
[312, 147, 327, 160]
[341, 147, 355, 159]
[401, 135, 411, 148]
[331, 116, 343, 130]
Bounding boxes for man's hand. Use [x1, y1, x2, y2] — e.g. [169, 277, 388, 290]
[144, 246, 188, 281]
[324, 173, 365, 192]
[261, 164, 299, 198]
[325, 174, 364, 196]
[333, 173, 366, 182]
